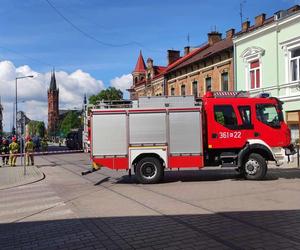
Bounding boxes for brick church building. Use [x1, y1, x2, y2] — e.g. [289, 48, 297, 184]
[48, 71, 59, 136]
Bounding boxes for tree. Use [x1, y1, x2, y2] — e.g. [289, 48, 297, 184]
[89, 87, 123, 105]
[59, 111, 81, 137]
[27, 121, 45, 137]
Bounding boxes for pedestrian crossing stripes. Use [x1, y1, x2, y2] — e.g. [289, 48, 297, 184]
[0, 182, 75, 223]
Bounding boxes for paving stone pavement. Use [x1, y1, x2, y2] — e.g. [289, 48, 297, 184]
[0, 153, 299, 249]
[0, 164, 44, 190]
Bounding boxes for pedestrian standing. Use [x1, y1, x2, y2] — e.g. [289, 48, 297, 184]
[1, 139, 9, 166]
[25, 136, 35, 166]
[41, 138, 48, 153]
[9, 136, 19, 167]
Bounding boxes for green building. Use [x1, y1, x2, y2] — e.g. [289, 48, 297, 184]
[233, 5, 300, 142]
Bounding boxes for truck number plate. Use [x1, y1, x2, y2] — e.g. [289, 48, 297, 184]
[219, 132, 241, 139]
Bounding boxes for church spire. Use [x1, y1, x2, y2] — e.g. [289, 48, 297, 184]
[49, 69, 57, 91]
[133, 50, 146, 73]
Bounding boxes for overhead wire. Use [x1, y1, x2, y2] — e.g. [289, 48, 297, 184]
[0, 45, 54, 68]
[45, 0, 143, 48]
[44, 0, 164, 53]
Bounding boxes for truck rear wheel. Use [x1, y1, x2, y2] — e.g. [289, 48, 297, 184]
[135, 157, 163, 184]
[243, 153, 267, 180]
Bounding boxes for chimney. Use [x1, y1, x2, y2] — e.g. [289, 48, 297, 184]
[208, 32, 222, 46]
[184, 46, 190, 55]
[167, 50, 180, 65]
[288, 5, 300, 13]
[226, 28, 235, 39]
[255, 13, 266, 26]
[147, 58, 153, 68]
[242, 21, 250, 32]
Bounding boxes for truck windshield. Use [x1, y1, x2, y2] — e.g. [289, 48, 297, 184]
[256, 104, 283, 128]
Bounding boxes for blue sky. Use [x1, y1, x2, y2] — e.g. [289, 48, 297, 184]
[0, 0, 296, 84]
[0, 0, 298, 131]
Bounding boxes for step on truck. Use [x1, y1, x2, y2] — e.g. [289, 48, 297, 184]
[89, 92, 295, 184]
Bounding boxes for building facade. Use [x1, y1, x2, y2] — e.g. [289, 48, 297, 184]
[234, 5, 300, 142]
[48, 71, 59, 135]
[165, 31, 234, 97]
[129, 51, 166, 99]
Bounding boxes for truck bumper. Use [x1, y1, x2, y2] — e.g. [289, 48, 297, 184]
[272, 144, 296, 166]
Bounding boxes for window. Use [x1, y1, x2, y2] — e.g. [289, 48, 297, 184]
[192, 81, 198, 97]
[221, 72, 229, 91]
[249, 60, 260, 89]
[134, 77, 138, 84]
[238, 106, 253, 129]
[181, 84, 186, 96]
[170, 87, 175, 96]
[290, 47, 300, 82]
[205, 77, 212, 92]
[239, 106, 251, 125]
[289, 124, 299, 143]
[214, 105, 238, 128]
[256, 104, 283, 128]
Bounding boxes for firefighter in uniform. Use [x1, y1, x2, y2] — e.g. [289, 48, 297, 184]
[41, 138, 48, 153]
[1, 139, 9, 166]
[25, 136, 35, 166]
[9, 137, 19, 167]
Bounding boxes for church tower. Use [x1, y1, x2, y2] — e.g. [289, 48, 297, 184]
[130, 51, 146, 99]
[48, 70, 59, 136]
[132, 51, 146, 85]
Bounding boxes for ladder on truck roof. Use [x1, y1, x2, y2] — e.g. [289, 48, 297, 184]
[94, 96, 200, 109]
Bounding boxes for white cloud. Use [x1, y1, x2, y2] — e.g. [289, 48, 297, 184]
[0, 60, 105, 132]
[110, 74, 132, 97]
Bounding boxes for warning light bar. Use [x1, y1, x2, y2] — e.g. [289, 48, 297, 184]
[205, 91, 250, 98]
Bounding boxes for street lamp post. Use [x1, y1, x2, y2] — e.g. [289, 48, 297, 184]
[15, 75, 34, 175]
[15, 76, 33, 133]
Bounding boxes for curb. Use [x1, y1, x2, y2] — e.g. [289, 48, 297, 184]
[0, 166, 45, 191]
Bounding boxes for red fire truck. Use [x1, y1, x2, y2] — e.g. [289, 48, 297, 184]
[89, 92, 295, 184]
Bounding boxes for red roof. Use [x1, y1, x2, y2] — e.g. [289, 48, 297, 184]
[166, 44, 209, 72]
[133, 51, 146, 73]
[166, 39, 232, 73]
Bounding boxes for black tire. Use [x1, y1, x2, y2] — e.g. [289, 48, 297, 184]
[243, 153, 267, 180]
[135, 157, 164, 184]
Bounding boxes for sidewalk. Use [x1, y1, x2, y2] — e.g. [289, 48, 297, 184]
[0, 164, 44, 190]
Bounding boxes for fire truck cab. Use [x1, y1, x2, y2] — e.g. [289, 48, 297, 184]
[203, 91, 292, 177]
[90, 92, 294, 184]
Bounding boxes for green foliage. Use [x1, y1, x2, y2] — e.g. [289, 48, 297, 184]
[89, 87, 123, 105]
[27, 121, 45, 137]
[59, 111, 81, 137]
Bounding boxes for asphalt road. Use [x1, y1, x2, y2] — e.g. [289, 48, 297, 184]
[0, 153, 300, 250]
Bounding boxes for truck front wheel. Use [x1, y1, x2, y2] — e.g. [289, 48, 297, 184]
[243, 153, 267, 180]
[135, 157, 163, 184]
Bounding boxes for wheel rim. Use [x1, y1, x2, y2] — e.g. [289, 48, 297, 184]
[245, 159, 260, 175]
[140, 162, 157, 179]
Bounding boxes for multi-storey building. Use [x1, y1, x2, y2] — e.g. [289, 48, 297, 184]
[129, 31, 235, 100]
[165, 31, 235, 97]
[234, 5, 300, 142]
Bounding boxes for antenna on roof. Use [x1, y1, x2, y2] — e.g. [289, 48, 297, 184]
[187, 33, 190, 46]
[240, 0, 247, 27]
